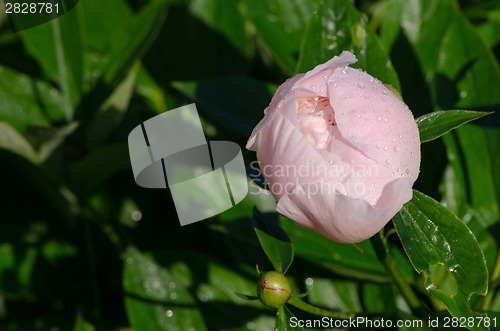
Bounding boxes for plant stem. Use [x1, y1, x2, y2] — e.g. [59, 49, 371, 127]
[481, 249, 500, 310]
[370, 231, 424, 315]
[287, 297, 355, 319]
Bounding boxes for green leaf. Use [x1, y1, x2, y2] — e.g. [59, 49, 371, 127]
[123, 247, 273, 331]
[0, 122, 39, 163]
[381, 0, 500, 111]
[280, 219, 390, 282]
[0, 66, 66, 132]
[19, 5, 85, 114]
[26, 122, 79, 162]
[276, 305, 304, 331]
[189, 0, 251, 58]
[103, 0, 167, 87]
[296, 0, 400, 90]
[393, 190, 489, 329]
[416, 110, 491, 143]
[307, 278, 362, 312]
[85, 63, 138, 148]
[172, 76, 276, 136]
[70, 143, 130, 196]
[244, 0, 319, 74]
[81, 0, 132, 53]
[123, 247, 208, 331]
[235, 292, 259, 301]
[252, 208, 294, 274]
[73, 313, 94, 331]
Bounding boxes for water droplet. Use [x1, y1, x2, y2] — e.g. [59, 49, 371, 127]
[170, 292, 177, 300]
[406, 169, 410, 175]
[166, 310, 174, 317]
[382, 89, 388, 95]
[394, 146, 400, 152]
[411, 152, 415, 156]
[305, 277, 314, 286]
[391, 172, 394, 177]
[377, 116, 382, 121]
[357, 114, 361, 119]
[386, 159, 391, 165]
[323, 74, 328, 79]
[376, 144, 381, 149]
[384, 118, 388, 122]
[169, 282, 176, 289]
[348, 133, 353, 138]
[358, 82, 365, 89]
[361, 108, 367, 113]
[460, 90, 467, 98]
[49, 88, 58, 97]
[342, 68, 348, 74]
[384, 147, 388, 151]
[329, 161, 333, 165]
[311, 85, 316, 90]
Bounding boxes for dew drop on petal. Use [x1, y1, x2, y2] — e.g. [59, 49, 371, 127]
[406, 169, 410, 175]
[384, 118, 388, 122]
[386, 159, 391, 165]
[377, 116, 382, 121]
[358, 82, 365, 89]
[311, 85, 316, 90]
[376, 144, 381, 149]
[384, 147, 388, 151]
[394, 146, 400, 153]
[382, 89, 388, 95]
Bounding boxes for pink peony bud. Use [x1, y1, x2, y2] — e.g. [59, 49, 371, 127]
[247, 51, 420, 243]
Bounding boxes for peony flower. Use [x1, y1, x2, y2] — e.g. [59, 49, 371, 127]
[247, 51, 420, 243]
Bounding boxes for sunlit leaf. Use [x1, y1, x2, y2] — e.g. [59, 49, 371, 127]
[416, 110, 491, 143]
[393, 190, 488, 329]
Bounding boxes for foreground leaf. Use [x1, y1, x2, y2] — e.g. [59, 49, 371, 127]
[123, 247, 273, 331]
[253, 208, 294, 273]
[393, 190, 488, 330]
[416, 110, 491, 143]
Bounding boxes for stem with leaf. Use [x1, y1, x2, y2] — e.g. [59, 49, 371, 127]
[370, 230, 424, 315]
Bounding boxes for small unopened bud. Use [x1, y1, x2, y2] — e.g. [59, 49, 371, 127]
[257, 271, 292, 308]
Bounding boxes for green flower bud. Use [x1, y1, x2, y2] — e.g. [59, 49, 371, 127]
[257, 271, 292, 308]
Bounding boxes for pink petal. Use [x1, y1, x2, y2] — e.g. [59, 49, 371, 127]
[276, 178, 413, 243]
[328, 67, 420, 182]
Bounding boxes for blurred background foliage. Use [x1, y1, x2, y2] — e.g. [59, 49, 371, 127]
[0, 0, 499, 330]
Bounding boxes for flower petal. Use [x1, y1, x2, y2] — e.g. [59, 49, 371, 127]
[328, 67, 420, 182]
[246, 74, 304, 150]
[276, 178, 413, 243]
